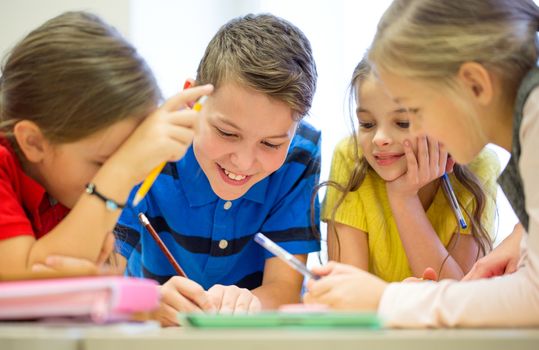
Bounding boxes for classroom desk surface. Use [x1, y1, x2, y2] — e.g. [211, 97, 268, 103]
[0, 322, 538, 350]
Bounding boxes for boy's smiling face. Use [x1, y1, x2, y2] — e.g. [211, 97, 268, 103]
[193, 82, 298, 201]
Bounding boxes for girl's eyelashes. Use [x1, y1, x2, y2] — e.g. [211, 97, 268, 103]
[395, 120, 410, 129]
[358, 121, 375, 129]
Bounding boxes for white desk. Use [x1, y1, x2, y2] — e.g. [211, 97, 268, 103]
[1, 322, 538, 350]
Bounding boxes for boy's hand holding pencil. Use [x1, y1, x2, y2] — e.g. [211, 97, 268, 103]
[139, 213, 261, 326]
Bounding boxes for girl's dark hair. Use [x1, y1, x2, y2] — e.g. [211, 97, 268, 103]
[0, 11, 161, 144]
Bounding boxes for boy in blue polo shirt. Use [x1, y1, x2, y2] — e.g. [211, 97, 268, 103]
[114, 14, 320, 326]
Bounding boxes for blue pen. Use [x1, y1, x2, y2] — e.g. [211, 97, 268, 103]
[441, 173, 468, 229]
[254, 233, 320, 280]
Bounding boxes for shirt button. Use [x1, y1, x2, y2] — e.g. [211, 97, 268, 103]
[219, 239, 228, 249]
[223, 201, 232, 210]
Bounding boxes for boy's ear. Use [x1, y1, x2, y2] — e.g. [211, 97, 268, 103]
[13, 120, 50, 163]
[456, 62, 493, 106]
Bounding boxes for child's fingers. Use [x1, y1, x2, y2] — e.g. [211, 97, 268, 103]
[166, 110, 198, 127]
[96, 232, 115, 266]
[232, 289, 256, 314]
[461, 262, 486, 281]
[166, 124, 195, 144]
[164, 107, 201, 138]
[403, 139, 418, 181]
[303, 291, 314, 304]
[304, 287, 337, 308]
[303, 291, 332, 307]
[31, 263, 54, 273]
[218, 287, 243, 314]
[162, 277, 210, 313]
[422, 267, 438, 281]
[248, 296, 262, 314]
[437, 143, 449, 177]
[161, 289, 203, 314]
[159, 125, 195, 162]
[303, 289, 325, 304]
[445, 155, 456, 174]
[310, 261, 355, 276]
[161, 84, 213, 112]
[155, 303, 182, 327]
[306, 275, 338, 298]
[310, 262, 334, 276]
[427, 137, 440, 175]
[207, 285, 225, 311]
[416, 136, 429, 176]
[43, 255, 98, 275]
[304, 292, 320, 305]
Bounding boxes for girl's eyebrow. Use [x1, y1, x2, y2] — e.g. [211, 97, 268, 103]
[393, 96, 407, 104]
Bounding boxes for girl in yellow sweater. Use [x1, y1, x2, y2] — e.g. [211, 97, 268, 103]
[321, 57, 499, 281]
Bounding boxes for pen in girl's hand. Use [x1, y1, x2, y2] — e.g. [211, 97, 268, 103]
[254, 233, 319, 280]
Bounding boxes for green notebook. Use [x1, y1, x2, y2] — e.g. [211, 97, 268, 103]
[178, 311, 381, 329]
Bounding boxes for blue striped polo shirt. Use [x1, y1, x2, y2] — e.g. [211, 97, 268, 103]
[114, 120, 321, 290]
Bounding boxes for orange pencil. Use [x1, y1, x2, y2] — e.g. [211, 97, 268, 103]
[138, 213, 187, 278]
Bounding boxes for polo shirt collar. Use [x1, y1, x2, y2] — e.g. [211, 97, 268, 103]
[242, 176, 268, 204]
[179, 146, 268, 207]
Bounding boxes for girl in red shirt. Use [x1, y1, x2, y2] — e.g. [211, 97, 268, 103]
[0, 11, 212, 276]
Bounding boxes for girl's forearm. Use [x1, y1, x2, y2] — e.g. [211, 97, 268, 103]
[26, 162, 136, 269]
[389, 195, 465, 279]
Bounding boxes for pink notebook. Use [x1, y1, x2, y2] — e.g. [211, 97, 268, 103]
[0, 276, 159, 323]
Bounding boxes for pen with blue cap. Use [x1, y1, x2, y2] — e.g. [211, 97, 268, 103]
[441, 173, 467, 229]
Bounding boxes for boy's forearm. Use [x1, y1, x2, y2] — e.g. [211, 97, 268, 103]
[252, 280, 302, 309]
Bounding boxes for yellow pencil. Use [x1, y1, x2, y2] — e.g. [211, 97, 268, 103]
[132, 96, 207, 206]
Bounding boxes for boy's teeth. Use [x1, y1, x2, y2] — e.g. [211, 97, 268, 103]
[223, 169, 246, 181]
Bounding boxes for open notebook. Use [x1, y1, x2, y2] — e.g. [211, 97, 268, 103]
[0, 276, 159, 323]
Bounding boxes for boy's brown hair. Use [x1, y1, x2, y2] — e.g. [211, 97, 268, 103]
[196, 13, 317, 119]
[0, 11, 161, 144]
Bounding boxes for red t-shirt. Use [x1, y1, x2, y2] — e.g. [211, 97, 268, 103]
[0, 138, 69, 240]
